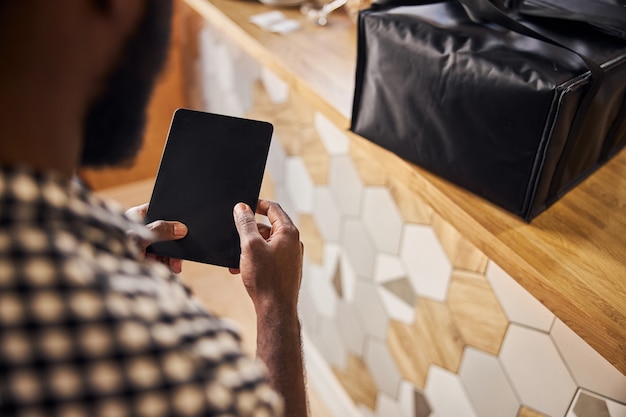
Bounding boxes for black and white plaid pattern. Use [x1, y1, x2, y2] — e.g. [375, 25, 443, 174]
[0, 166, 283, 417]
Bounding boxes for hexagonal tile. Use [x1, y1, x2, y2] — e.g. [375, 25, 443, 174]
[340, 252, 358, 302]
[500, 324, 577, 417]
[329, 155, 363, 217]
[400, 224, 452, 302]
[300, 128, 330, 186]
[425, 365, 478, 417]
[315, 112, 350, 156]
[313, 186, 342, 243]
[551, 319, 626, 403]
[299, 214, 324, 265]
[376, 393, 404, 417]
[388, 319, 431, 389]
[413, 299, 464, 373]
[285, 157, 314, 214]
[297, 284, 319, 335]
[350, 139, 387, 186]
[365, 337, 402, 398]
[486, 262, 554, 332]
[378, 280, 416, 325]
[447, 270, 508, 355]
[459, 347, 520, 417]
[431, 214, 488, 273]
[336, 300, 366, 356]
[272, 183, 297, 221]
[387, 177, 434, 225]
[342, 219, 376, 281]
[374, 253, 406, 284]
[354, 282, 389, 340]
[362, 187, 404, 254]
[333, 353, 378, 410]
[260, 67, 289, 104]
[305, 260, 339, 319]
[314, 317, 347, 369]
[398, 380, 432, 417]
[517, 407, 549, 417]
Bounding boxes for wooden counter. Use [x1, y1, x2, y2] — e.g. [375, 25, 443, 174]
[182, 0, 626, 375]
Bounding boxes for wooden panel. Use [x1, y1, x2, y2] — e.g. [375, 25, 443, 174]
[447, 270, 508, 355]
[183, 0, 626, 375]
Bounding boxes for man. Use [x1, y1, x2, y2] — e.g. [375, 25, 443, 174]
[0, 1, 307, 416]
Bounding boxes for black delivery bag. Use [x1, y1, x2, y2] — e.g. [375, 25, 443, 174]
[350, 0, 626, 221]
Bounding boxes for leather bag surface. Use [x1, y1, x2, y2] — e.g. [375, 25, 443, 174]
[350, 0, 626, 220]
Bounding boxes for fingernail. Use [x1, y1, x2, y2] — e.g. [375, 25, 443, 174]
[234, 203, 249, 216]
[174, 223, 188, 237]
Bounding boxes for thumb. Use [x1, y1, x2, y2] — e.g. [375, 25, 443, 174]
[233, 203, 260, 242]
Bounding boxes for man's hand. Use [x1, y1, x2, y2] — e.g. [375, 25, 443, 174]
[231, 199, 303, 313]
[232, 199, 308, 417]
[126, 203, 188, 274]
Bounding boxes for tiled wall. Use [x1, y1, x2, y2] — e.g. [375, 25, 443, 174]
[196, 23, 626, 417]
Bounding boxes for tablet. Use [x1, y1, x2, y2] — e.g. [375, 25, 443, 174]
[145, 108, 273, 268]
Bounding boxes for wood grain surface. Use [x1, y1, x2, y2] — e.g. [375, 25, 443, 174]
[182, 0, 626, 374]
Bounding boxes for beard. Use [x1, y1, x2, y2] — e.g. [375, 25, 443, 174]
[80, 0, 173, 168]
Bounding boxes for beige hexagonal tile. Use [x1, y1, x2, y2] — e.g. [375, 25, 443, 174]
[447, 270, 508, 355]
[387, 319, 431, 388]
[332, 353, 378, 411]
[412, 298, 464, 373]
[431, 214, 488, 273]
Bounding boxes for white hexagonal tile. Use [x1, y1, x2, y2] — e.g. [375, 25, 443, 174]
[377, 283, 415, 325]
[305, 260, 338, 319]
[374, 253, 406, 284]
[313, 186, 342, 243]
[297, 284, 319, 335]
[354, 282, 389, 340]
[339, 252, 358, 302]
[459, 347, 520, 417]
[400, 224, 452, 302]
[336, 300, 366, 356]
[500, 324, 577, 417]
[314, 112, 350, 156]
[272, 184, 297, 222]
[551, 319, 626, 404]
[486, 261, 555, 332]
[267, 133, 286, 184]
[376, 393, 403, 417]
[359, 404, 376, 417]
[365, 337, 402, 398]
[425, 365, 478, 417]
[285, 157, 314, 214]
[329, 155, 363, 217]
[260, 67, 289, 104]
[342, 219, 376, 280]
[362, 187, 404, 254]
[314, 317, 347, 369]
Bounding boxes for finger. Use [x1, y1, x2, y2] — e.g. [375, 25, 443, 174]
[125, 203, 150, 222]
[228, 267, 241, 275]
[168, 258, 183, 274]
[233, 203, 262, 242]
[146, 220, 188, 243]
[257, 223, 271, 240]
[256, 199, 294, 226]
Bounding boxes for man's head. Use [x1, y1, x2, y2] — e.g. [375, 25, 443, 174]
[81, 0, 173, 168]
[0, 0, 173, 175]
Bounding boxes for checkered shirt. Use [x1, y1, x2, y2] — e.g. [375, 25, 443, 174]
[0, 166, 283, 417]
